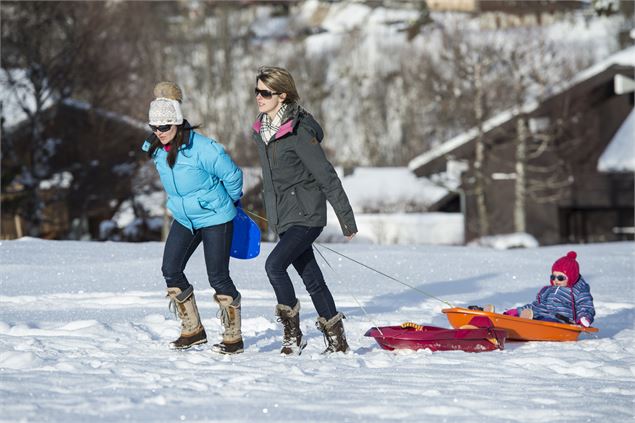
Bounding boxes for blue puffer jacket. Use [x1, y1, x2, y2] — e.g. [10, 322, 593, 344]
[518, 276, 595, 324]
[142, 131, 243, 232]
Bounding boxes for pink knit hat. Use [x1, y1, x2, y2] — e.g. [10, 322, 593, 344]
[551, 251, 580, 287]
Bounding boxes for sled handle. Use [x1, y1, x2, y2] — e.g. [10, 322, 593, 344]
[400, 322, 424, 331]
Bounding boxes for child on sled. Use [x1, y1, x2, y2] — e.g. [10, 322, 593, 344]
[502, 251, 596, 327]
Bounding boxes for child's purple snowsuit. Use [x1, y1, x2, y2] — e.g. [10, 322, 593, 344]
[517, 276, 595, 324]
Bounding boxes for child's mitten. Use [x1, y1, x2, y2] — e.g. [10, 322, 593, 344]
[578, 316, 591, 327]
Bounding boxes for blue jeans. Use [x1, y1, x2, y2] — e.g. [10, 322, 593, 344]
[265, 225, 337, 319]
[162, 220, 239, 299]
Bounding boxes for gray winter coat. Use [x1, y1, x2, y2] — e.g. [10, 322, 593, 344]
[252, 105, 357, 236]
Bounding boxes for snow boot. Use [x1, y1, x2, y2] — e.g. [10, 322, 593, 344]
[316, 312, 350, 354]
[166, 286, 207, 349]
[275, 301, 307, 355]
[211, 293, 244, 355]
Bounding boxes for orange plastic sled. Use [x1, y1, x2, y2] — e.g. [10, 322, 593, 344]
[442, 307, 599, 342]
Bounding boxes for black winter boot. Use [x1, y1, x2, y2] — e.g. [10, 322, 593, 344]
[316, 312, 350, 354]
[275, 300, 307, 355]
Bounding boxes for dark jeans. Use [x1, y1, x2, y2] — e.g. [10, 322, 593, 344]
[162, 220, 239, 299]
[265, 225, 337, 320]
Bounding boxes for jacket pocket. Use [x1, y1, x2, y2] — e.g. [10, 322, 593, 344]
[197, 200, 219, 213]
[197, 190, 224, 213]
[291, 188, 308, 216]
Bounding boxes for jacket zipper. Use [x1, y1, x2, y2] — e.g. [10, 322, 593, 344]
[170, 163, 194, 231]
[270, 141, 278, 168]
[262, 139, 278, 226]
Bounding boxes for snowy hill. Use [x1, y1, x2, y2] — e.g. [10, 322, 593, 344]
[170, 2, 628, 166]
[1, 239, 633, 422]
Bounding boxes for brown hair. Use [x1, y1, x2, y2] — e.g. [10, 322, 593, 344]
[256, 66, 300, 104]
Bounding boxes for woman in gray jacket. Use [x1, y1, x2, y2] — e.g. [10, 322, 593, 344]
[251, 66, 358, 355]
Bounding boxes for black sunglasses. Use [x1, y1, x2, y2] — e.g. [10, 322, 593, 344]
[254, 88, 280, 99]
[149, 124, 173, 133]
[550, 274, 567, 281]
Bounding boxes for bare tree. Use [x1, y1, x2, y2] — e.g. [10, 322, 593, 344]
[1, 1, 170, 237]
[2, 2, 102, 235]
[417, 20, 596, 239]
[499, 32, 592, 233]
[421, 24, 508, 237]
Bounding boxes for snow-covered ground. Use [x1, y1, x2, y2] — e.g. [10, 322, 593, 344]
[1, 239, 633, 422]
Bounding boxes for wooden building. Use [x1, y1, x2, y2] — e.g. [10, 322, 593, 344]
[1, 100, 148, 240]
[425, 0, 583, 14]
[409, 47, 635, 245]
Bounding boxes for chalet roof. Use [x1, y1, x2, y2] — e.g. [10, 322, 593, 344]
[62, 99, 147, 132]
[408, 45, 635, 176]
[407, 101, 536, 174]
[341, 167, 449, 211]
[1, 69, 146, 132]
[598, 108, 635, 173]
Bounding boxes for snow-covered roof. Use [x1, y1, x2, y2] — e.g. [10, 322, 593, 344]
[569, 45, 635, 86]
[407, 101, 538, 173]
[408, 45, 635, 174]
[598, 108, 635, 173]
[0, 69, 54, 129]
[340, 167, 449, 212]
[1, 69, 146, 132]
[62, 99, 147, 132]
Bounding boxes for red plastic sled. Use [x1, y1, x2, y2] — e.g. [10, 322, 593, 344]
[365, 318, 506, 353]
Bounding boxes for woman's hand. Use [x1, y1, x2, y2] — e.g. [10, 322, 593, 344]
[345, 232, 357, 241]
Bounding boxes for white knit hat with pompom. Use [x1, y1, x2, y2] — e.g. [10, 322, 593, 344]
[148, 97, 183, 125]
[148, 81, 184, 125]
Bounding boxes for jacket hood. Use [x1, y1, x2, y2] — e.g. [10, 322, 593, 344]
[252, 104, 323, 143]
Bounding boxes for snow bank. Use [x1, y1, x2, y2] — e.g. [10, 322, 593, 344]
[469, 232, 540, 250]
[322, 212, 464, 245]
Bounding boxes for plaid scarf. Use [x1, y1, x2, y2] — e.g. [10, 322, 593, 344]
[260, 103, 288, 145]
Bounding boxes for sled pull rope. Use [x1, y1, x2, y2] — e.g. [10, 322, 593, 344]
[243, 209, 386, 336]
[243, 208, 268, 223]
[313, 244, 385, 337]
[315, 243, 455, 308]
[242, 208, 455, 308]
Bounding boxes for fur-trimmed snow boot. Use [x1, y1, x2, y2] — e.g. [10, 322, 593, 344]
[275, 301, 307, 355]
[211, 293, 244, 355]
[316, 312, 350, 354]
[166, 286, 207, 349]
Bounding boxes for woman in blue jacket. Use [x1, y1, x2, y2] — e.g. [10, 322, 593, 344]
[143, 82, 244, 354]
